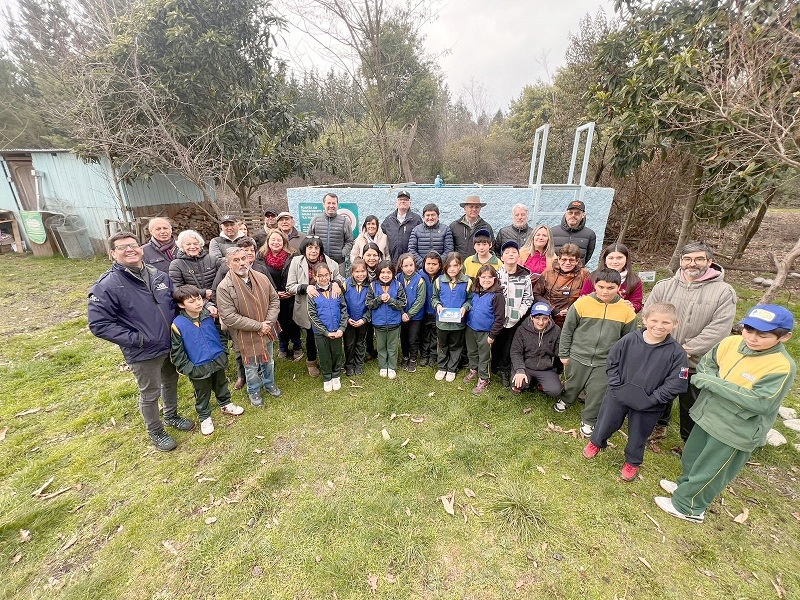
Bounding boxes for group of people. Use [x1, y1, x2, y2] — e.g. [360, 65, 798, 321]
[87, 193, 796, 526]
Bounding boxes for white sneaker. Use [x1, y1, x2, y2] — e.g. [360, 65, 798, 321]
[654, 496, 705, 523]
[200, 417, 214, 436]
[552, 399, 567, 413]
[660, 479, 678, 495]
[445, 372, 456, 382]
[379, 369, 388, 378]
[331, 377, 341, 390]
[387, 369, 397, 380]
[435, 370, 446, 381]
[220, 403, 244, 416]
[323, 380, 333, 392]
[580, 422, 594, 438]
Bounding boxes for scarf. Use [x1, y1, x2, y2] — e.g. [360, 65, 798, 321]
[265, 249, 289, 271]
[307, 257, 322, 285]
[151, 237, 176, 261]
[228, 269, 275, 365]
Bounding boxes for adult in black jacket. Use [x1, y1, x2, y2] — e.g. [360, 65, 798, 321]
[89, 231, 194, 452]
[450, 195, 493, 256]
[259, 229, 303, 359]
[142, 217, 177, 273]
[551, 200, 596, 263]
[493, 204, 531, 255]
[381, 189, 423, 263]
[169, 230, 222, 303]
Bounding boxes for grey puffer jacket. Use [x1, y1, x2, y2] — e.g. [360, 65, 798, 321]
[168, 248, 221, 302]
[307, 213, 354, 263]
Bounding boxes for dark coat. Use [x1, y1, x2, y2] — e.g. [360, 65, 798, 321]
[381, 210, 423, 263]
[510, 317, 561, 374]
[449, 215, 493, 257]
[552, 215, 596, 263]
[88, 263, 176, 363]
[168, 249, 221, 301]
[142, 238, 176, 273]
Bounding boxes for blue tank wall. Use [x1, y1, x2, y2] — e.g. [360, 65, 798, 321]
[288, 185, 614, 270]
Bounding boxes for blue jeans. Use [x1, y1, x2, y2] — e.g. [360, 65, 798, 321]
[243, 341, 275, 399]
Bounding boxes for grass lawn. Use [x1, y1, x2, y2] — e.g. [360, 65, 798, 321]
[1, 254, 799, 599]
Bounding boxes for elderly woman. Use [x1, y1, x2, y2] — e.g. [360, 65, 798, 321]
[169, 230, 221, 303]
[350, 215, 390, 264]
[531, 242, 590, 328]
[286, 237, 344, 377]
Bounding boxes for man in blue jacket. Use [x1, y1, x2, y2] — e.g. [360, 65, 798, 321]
[88, 231, 195, 452]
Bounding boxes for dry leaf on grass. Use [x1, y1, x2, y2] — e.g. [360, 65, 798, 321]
[638, 557, 653, 572]
[523, 407, 532, 414]
[733, 507, 749, 524]
[410, 416, 424, 423]
[407, 452, 416, 459]
[772, 574, 786, 599]
[367, 573, 378, 593]
[16, 407, 41, 417]
[791, 512, 800, 521]
[381, 428, 391, 440]
[536, 466, 546, 474]
[162, 540, 179, 555]
[561, 475, 573, 481]
[440, 492, 455, 516]
[197, 477, 216, 483]
[385, 573, 396, 584]
[405, 507, 411, 517]
[0, 426, 9, 441]
[476, 471, 496, 478]
[427, 392, 435, 397]
[11, 554, 22, 564]
[464, 487, 476, 498]
[19, 530, 31, 543]
[204, 517, 217, 525]
[545, 422, 578, 438]
[400, 438, 410, 447]
[389, 413, 396, 420]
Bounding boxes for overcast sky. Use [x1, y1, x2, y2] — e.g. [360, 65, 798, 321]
[277, 0, 612, 116]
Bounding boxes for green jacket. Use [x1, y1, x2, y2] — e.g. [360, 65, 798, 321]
[690, 335, 797, 452]
[559, 293, 636, 367]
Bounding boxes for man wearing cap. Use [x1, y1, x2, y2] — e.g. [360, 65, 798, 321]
[644, 241, 737, 452]
[275, 211, 306, 253]
[307, 192, 354, 276]
[494, 204, 531, 256]
[253, 206, 281, 248]
[142, 217, 177, 273]
[493, 240, 534, 387]
[552, 200, 596, 263]
[382, 190, 423, 263]
[450, 195, 494, 257]
[209, 215, 245, 262]
[510, 301, 563, 398]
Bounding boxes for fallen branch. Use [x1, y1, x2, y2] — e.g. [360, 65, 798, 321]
[31, 477, 55, 497]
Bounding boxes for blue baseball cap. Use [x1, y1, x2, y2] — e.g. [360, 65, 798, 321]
[739, 304, 794, 331]
[531, 302, 552, 316]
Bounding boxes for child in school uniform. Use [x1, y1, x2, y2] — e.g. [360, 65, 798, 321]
[367, 259, 406, 379]
[555, 269, 637, 438]
[170, 285, 244, 436]
[509, 301, 563, 399]
[464, 264, 505, 394]
[655, 304, 796, 524]
[397, 253, 426, 372]
[342, 258, 370, 376]
[463, 228, 501, 278]
[432, 252, 473, 382]
[307, 262, 348, 392]
[419, 251, 443, 368]
[582, 302, 689, 481]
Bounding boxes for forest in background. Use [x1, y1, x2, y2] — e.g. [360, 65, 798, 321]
[1, 0, 798, 275]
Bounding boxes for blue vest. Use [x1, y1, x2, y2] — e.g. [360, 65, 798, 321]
[421, 272, 437, 316]
[343, 277, 369, 321]
[371, 279, 402, 327]
[311, 288, 342, 334]
[173, 314, 225, 366]
[397, 271, 425, 321]
[466, 291, 496, 332]
[437, 275, 469, 309]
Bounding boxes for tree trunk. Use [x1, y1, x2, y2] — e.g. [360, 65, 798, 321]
[668, 163, 703, 272]
[760, 236, 800, 304]
[398, 120, 417, 183]
[616, 204, 635, 245]
[731, 188, 775, 263]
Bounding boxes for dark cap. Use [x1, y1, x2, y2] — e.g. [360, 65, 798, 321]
[501, 240, 519, 253]
[738, 304, 794, 331]
[220, 215, 236, 224]
[474, 228, 491, 241]
[264, 207, 279, 217]
[566, 200, 586, 212]
[397, 190, 411, 199]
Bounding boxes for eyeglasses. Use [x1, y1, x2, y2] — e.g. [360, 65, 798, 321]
[559, 257, 578, 263]
[114, 243, 140, 251]
[680, 256, 708, 264]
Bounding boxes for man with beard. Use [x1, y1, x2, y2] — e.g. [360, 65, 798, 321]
[217, 247, 282, 406]
[645, 242, 737, 452]
[494, 204, 531, 256]
[89, 231, 194, 451]
[552, 200, 596, 263]
[142, 217, 177, 273]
